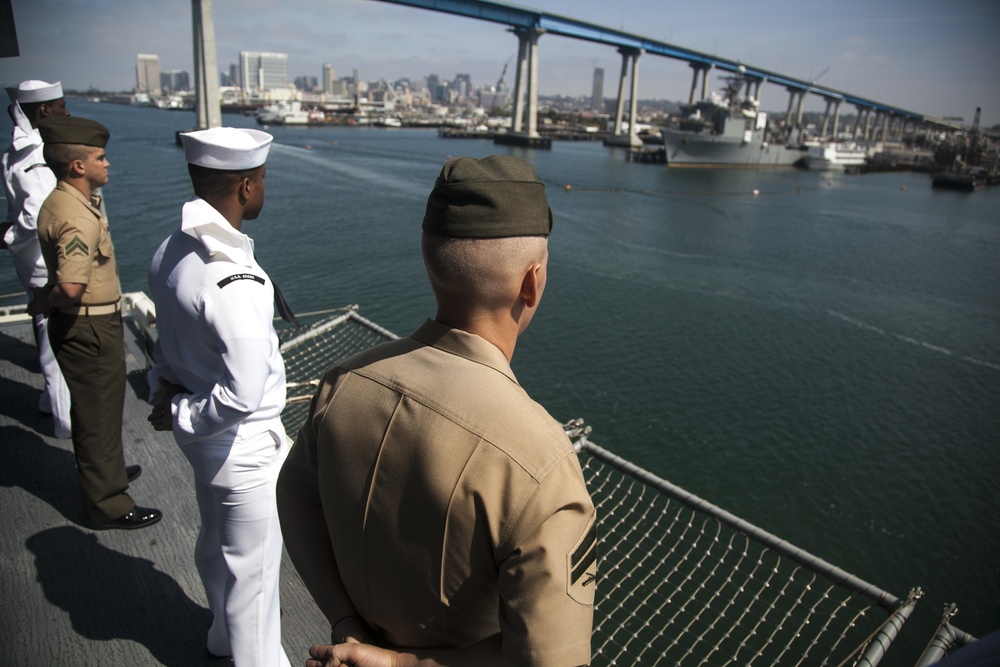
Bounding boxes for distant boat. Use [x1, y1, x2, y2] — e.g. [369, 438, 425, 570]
[804, 142, 870, 171]
[932, 169, 980, 191]
[662, 73, 806, 168]
[157, 94, 195, 111]
[255, 100, 320, 126]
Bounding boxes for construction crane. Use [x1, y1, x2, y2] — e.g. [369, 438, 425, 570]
[496, 55, 512, 92]
[808, 66, 829, 87]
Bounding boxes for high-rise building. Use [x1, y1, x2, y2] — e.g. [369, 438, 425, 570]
[160, 70, 190, 93]
[329, 79, 350, 97]
[591, 66, 604, 111]
[453, 73, 472, 100]
[294, 75, 318, 91]
[426, 74, 441, 103]
[136, 54, 161, 94]
[322, 63, 336, 95]
[239, 51, 288, 93]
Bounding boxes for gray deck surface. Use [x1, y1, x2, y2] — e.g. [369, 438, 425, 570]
[0, 315, 330, 666]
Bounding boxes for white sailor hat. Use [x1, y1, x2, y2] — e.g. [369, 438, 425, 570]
[180, 127, 273, 170]
[5, 80, 64, 104]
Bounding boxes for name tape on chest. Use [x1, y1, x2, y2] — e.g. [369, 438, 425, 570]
[217, 273, 266, 289]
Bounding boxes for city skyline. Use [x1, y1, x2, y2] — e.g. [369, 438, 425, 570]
[1, 0, 998, 126]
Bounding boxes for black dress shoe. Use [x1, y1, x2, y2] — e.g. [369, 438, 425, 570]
[126, 464, 142, 483]
[94, 507, 162, 531]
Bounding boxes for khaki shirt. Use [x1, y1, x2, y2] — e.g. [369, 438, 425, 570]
[37, 182, 120, 305]
[280, 319, 597, 667]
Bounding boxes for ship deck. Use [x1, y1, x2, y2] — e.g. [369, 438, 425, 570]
[0, 313, 329, 666]
[2, 302, 978, 666]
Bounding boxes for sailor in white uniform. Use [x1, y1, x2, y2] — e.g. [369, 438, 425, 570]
[146, 127, 291, 667]
[2, 80, 71, 438]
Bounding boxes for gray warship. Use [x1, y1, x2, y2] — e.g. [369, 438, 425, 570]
[663, 74, 807, 168]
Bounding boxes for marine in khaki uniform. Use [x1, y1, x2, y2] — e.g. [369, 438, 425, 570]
[33, 115, 161, 530]
[278, 155, 597, 667]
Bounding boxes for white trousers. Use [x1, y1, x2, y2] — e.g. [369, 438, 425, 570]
[34, 313, 71, 438]
[181, 424, 292, 667]
[11, 243, 71, 438]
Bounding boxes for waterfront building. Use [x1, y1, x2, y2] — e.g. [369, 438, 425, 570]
[239, 51, 288, 93]
[591, 66, 604, 112]
[328, 78, 351, 98]
[136, 53, 161, 94]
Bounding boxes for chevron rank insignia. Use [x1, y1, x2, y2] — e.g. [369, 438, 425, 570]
[567, 515, 598, 604]
[63, 235, 89, 258]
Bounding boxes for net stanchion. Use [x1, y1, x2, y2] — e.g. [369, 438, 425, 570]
[915, 604, 978, 667]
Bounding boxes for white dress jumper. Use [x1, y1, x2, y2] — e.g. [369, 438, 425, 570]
[2, 110, 71, 437]
[147, 197, 291, 667]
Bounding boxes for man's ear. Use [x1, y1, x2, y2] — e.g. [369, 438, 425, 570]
[238, 176, 252, 203]
[519, 263, 541, 308]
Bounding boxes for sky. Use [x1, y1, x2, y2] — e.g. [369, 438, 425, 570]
[2, 0, 999, 126]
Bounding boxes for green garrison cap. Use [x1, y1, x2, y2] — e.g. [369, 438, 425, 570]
[422, 155, 553, 238]
[37, 116, 109, 148]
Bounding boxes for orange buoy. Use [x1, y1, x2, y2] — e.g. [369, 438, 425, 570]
[565, 184, 572, 191]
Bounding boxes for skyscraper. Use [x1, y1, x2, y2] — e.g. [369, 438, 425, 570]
[136, 54, 161, 95]
[453, 73, 472, 100]
[161, 70, 190, 93]
[591, 66, 605, 112]
[322, 63, 336, 95]
[294, 76, 318, 91]
[239, 51, 288, 93]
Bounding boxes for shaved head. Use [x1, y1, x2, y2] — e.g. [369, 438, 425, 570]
[422, 233, 548, 311]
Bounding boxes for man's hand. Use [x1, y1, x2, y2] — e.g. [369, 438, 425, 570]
[307, 641, 399, 667]
[147, 377, 188, 431]
[27, 286, 53, 317]
[0, 222, 12, 249]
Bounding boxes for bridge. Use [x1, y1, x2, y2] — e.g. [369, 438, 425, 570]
[186, 0, 966, 148]
[369, 0, 958, 148]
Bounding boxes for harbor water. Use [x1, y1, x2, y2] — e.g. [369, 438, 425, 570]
[2, 101, 997, 661]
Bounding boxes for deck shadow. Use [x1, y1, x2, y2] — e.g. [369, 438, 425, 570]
[26, 526, 214, 665]
[0, 375, 46, 426]
[0, 328, 39, 373]
[0, 425, 82, 523]
[127, 367, 151, 402]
